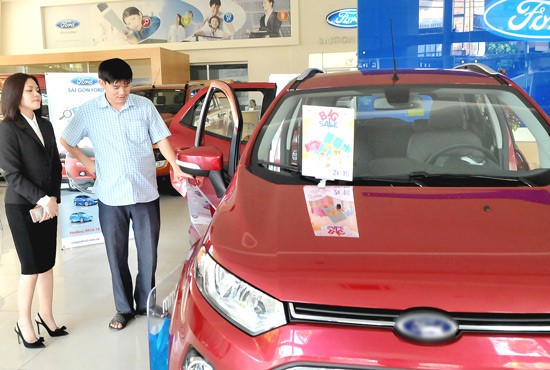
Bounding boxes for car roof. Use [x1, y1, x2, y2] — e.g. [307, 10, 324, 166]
[130, 79, 234, 92]
[131, 84, 189, 91]
[292, 68, 503, 91]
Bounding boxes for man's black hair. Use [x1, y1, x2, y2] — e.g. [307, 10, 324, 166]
[210, 0, 221, 6]
[98, 58, 133, 84]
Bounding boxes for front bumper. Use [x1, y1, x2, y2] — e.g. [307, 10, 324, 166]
[168, 276, 550, 370]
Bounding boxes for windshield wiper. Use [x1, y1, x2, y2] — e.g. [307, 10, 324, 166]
[408, 172, 535, 187]
[354, 175, 424, 187]
[257, 160, 300, 174]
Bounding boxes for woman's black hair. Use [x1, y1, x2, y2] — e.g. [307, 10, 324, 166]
[209, 15, 221, 27]
[122, 6, 141, 22]
[1, 73, 41, 121]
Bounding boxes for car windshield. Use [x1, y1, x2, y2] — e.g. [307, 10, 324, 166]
[132, 88, 186, 115]
[252, 84, 550, 186]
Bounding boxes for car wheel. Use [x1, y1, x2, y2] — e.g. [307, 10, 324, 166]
[79, 218, 84, 223]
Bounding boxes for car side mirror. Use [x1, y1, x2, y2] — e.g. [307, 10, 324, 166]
[176, 147, 226, 198]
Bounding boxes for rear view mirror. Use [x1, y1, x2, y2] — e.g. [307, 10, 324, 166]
[384, 86, 410, 106]
[373, 93, 422, 110]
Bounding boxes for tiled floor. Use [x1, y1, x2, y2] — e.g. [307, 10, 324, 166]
[0, 183, 190, 370]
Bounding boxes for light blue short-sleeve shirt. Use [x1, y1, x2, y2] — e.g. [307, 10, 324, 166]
[62, 94, 170, 206]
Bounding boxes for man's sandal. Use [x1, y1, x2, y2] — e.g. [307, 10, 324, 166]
[109, 312, 135, 331]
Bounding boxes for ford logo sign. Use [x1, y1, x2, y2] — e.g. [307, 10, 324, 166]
[485, 0, 550, 40]
[394, 310, 458, 344]
[55, 19, 80, 29]
[70, 77, 99, 86]
[326, 8, 357, 29]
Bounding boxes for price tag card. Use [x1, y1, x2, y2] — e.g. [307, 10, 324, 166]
[303, 186, 359, 238]
[302, 105, 355, 181]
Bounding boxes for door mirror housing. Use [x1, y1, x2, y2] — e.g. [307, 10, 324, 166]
[176, 147, 226, 198]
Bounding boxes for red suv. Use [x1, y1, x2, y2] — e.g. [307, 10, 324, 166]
[164, 65, 550, 369]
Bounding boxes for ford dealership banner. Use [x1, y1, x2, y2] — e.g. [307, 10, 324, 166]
[46, 73, 104, 249]
[42, 0, 291, 49]
[357, 0, 550, 115]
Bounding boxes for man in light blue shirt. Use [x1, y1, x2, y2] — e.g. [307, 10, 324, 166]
[61, 58, 186, 330]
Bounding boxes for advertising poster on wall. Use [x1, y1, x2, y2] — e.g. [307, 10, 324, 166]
[45, 72, 104, 249]
[42, 0, 291, 49]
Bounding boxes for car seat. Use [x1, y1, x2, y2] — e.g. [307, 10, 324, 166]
[173, 93, 185, 105]
[156, 95, 166, 105]
[407, 99, 483, 164]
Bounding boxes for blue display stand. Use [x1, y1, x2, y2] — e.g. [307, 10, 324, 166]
[147, 265, 182, 370]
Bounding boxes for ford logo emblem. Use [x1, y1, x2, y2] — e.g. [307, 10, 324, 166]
[484, 0, 550, 40]
[394, 309, 458, 344]
[70, 77, 99, 86]
[326, 8, 357, 29]
[55, 19, 80, 29]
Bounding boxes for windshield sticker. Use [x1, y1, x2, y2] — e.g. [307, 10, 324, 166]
[302, 105, 355, 181]
[304, 186, 359, 238]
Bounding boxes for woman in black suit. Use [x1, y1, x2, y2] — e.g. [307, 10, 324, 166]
[260, 0, 282, 37]
[0, 73, 67, 348]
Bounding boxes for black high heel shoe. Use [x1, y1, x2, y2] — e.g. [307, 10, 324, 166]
[35, 313, 68, 337]
[14, 323, 45, 348]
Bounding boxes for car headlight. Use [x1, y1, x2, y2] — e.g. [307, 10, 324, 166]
[194, 247, 287, 336]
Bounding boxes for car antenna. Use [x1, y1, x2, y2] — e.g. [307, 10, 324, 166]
[151, 67, 161, 88]
[390, 19, 399, 82]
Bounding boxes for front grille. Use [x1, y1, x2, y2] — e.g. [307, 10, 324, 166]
[289, 303, 550, 334]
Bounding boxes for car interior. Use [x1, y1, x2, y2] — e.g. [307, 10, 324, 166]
[253, 85, 550, 185]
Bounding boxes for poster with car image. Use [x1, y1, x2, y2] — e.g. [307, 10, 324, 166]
[45, 72, 104, 248]
[60, 192, 103, 249]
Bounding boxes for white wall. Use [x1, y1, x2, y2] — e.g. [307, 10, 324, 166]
[0, 0, 358, 81]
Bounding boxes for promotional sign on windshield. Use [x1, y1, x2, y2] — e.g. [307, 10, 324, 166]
[301, 105, 355, 182]
[303, 186, 359, 238]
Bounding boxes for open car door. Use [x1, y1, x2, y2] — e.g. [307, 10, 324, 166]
[173, 80, 249, 245]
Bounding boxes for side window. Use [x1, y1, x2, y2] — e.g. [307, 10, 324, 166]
[180, 88, 271, 143]
[203, 92, 234, 139]
[180, 98, 204, 128]
[235, 90, 266, 141]
[504, 106, 540, 170]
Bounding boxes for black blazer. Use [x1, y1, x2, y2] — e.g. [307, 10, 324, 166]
[0, 114, 62, 205]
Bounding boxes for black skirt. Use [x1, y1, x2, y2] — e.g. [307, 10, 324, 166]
[5, 204, 57, 275]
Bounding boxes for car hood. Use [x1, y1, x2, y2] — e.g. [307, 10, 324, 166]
[208, 168, 550, 313]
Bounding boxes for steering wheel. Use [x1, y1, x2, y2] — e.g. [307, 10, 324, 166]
[426, 143, 498, 165]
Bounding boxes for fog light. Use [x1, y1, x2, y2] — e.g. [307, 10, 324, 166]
[156, 160, 167, 168]
[183, 348, 213, 370]
[79, 171, 86, 176]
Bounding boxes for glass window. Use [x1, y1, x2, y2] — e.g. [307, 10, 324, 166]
[252, 85, 550, 184]
[190, 64, 248, 82]
[180, 87, 269, 142]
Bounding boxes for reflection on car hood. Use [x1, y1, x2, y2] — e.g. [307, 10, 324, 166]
[208, 167, 550, 314]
